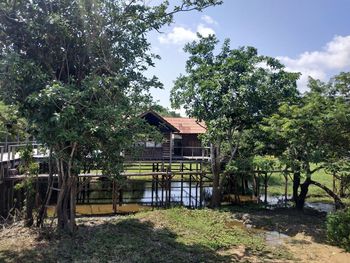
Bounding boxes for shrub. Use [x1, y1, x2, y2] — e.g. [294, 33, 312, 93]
[326, 208, 350, 251]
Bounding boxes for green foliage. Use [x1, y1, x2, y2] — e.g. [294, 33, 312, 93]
[0, 0, 221, 179]
[252, 155, 279, 171]
[0, 101, 27, 142]
[327, 209, 350, 251]
[262, 74, 350, 176]
[150, 104, 181, 117]
[15, 145, 39, 192]
[171, 35, 299, 159]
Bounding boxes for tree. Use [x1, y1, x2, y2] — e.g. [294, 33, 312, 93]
[0, 101, 27, 142]
[171, 36, 299, 206]
[263, 74, 350, 209]
[0, 0, 222, 232]
[150, 104, 181, 117]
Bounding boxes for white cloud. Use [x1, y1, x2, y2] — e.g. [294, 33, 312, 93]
[197, 24, 215, 37]
[158, 27, 197, 45]
[277, 35, 350, 91]
[158, 24, 215, 45]
[201, 15, 218, 25]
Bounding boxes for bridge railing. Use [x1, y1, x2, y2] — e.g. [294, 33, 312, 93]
[0, 141, 36, 153]
[173, 146, 211, 159]
[0, 142, 46, 178]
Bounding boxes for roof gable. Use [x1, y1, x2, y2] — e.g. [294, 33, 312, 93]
[163, 117, 206, 134]
[140, 111, 180, 133]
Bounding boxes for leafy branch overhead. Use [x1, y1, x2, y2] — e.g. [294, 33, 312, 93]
[0, 0, 222, 231]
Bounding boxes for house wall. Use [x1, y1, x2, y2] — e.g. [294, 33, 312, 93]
[174, 134, 203, 157]
[125, 133, 206, 160]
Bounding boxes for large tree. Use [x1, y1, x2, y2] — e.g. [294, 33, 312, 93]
[263, 74, 350, 209]
[0, 0, 221, 231]
[171, 36, 299, 206]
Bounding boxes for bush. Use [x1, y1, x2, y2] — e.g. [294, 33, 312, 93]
[326, 208, 350, 251]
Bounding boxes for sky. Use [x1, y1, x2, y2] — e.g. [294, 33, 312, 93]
[146, 0, 350, 113]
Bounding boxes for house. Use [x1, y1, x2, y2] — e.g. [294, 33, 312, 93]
[133, 111, 209, 161]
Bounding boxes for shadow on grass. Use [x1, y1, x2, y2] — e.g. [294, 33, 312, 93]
[0, 218, 244, 263]
[221, 204, 327, 244]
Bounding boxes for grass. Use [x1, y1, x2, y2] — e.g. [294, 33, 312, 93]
[0, 208, 293, 262]
[267, 165, 349, 204]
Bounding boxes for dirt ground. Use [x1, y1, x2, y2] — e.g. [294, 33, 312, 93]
[0, 208, 349, 263]
[229, 207, 350, 263]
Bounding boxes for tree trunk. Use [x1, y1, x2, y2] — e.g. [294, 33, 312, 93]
[340, 175, 345, 198]
[55, 143, 77, 233]
[295, 177, 311, 210]
[284, 174, 288, 207]
[24, 187, 35, 227]
[210, 144, 221, 207]
[37, 149, 53, 227]
[310, 180, 345, 209]
[292, 171, 301, 202]
[264, 173, 268, 205]
[69, 176, 77, 232]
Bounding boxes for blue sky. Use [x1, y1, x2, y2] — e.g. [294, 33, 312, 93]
[147, 0, 350, 112]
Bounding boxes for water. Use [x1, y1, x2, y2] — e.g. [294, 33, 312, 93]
[227, 219, 290, 246]
[263, 231, 290, 246]
[305, 202, 335, 213]
[140, 181, 213, 207]
[260, 195, 291, 206]
[260, 194, 335, 213]
[80, 180, 212, 207]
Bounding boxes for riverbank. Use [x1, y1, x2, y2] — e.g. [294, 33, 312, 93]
[0, 207, 349, 262]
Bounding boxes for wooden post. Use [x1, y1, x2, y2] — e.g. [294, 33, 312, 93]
[155, 175, 159, 207]
[11, 146, 16, 170]
[168, 171, 171, 207]
[161, 161, 164, 172]
[180, 173, 183, 205]
[0, 182, 5, 217]
[151, 175, 154, 207]
[189, 174, 192, 207]
[161, 174, 164, 207]
[7, 146, 11, 176]
[199, 172, 203, 208]
[195, 175, 198, 208]
[169, 132, 173, 171]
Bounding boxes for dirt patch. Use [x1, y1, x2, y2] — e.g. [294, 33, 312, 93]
[285, 233, 349, 263]
[1, 209, 349, 263]
[231, 207, 327, 243]
[228, 207, 350, 263]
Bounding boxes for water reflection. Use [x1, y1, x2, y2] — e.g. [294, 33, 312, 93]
[80, 179, 212, 207]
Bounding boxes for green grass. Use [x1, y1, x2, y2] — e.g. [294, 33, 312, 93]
[267, 165, 348, 203]
[141, 208, 264, 251]
[0, 208, 293, 262]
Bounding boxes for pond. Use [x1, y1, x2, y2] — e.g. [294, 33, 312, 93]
[78, 179, 213, 208]
[260, 194, 335, 213]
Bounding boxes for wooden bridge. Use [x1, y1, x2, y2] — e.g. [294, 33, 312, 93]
[0, 142, 212, 217]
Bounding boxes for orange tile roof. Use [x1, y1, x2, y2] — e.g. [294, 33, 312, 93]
[163, 117, 206, 134]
